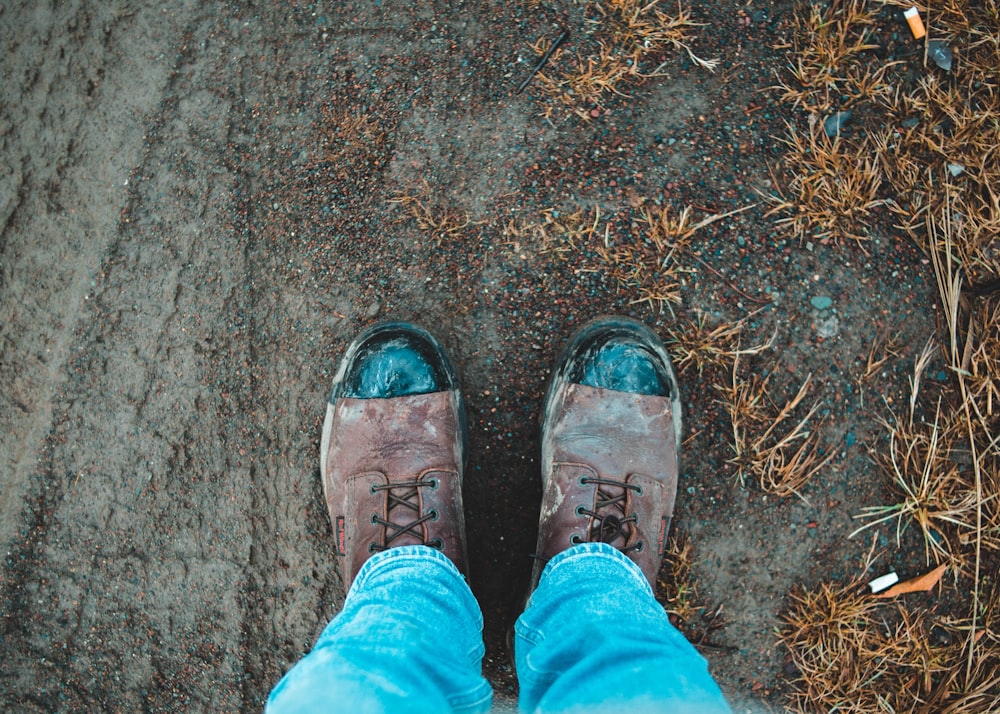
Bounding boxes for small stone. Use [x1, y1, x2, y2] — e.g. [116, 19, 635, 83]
[816, 315, 840, 338]
[810, 295, 833, 310]
[927, 40, 953, 71]
[947, 163, 965, 177]
[365, 301, 381, 319]
[823, 111, 852, 137]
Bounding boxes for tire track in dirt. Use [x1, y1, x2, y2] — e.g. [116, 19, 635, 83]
[0, 3, 263, 709]
[0, 0, 196, 555]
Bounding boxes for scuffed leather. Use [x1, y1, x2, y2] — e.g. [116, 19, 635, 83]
[534, 382, 678, 588]
[324, 390, 467, 589]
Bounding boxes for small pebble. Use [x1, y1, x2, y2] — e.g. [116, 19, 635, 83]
[823, 111, 852, 137]
[816, 315, 840, 338]
[927, 40, 953, 71]
[810, 296, 833, 310]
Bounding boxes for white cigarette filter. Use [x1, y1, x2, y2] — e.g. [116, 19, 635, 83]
[869, 572, 900, 594]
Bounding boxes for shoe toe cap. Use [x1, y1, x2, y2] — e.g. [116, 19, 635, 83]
[340, 323, 456, 398]
[564, 319, 675, 397]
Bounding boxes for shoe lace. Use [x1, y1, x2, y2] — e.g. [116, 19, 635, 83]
[577, 476, 642, 552]
[369, 480, 441, 552]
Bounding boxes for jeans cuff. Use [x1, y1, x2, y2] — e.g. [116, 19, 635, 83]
[349, 545, 464, 595]
[537, 542, 653, 595]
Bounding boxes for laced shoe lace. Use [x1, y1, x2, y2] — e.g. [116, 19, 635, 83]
[369, 479, 442, 552]
[572, 476, 643, 552]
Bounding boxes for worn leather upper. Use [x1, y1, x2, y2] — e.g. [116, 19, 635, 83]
[534, 382, 679, 587]
[323, 390, 467, 589]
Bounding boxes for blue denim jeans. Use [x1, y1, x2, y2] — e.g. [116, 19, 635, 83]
[267, 543, 731, 713]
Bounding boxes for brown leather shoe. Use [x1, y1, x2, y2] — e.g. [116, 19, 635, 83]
[531, 317, 682, 589]
[321, 322, 468, 590]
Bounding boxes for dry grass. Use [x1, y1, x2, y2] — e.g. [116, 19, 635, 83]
[506, 201, 741, 311]
[765, 117, 886, 246]
[856, 329, 903, 407]
[388, 180, 478, 245]
[852, 403, 983, 569]
[503, 205, 602, 260]
[779, 567, 1000, 713]
[317, 106, 387, 178]
[526, 0, 717, 119]
[718, 356, 832, 498]
[667, 311, 774, 377]
[771, 0, 890, 114]
[658, 534, 700, 623]
[771, 1, 1000, 699]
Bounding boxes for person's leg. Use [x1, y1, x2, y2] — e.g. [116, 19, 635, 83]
[268, 545, 491, 713]
[518, 317, 730, 713]
[515, 542, 729, 714]
[268, 322, 491, 713]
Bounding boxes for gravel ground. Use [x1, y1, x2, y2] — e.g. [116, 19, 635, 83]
[1, 1, 949, 711]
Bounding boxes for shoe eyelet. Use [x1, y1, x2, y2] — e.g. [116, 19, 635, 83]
[368, 542, 378, 553]
[577, 475, 590, 486]
[575, 505, 587, 516]
[428, 538, 444, 549]
[634, 485, 643, 496]
[370, 513, 379, 525]
[428, 509, 439, 521]
[634, 541, 644, 552]
[427, 478, 439, 490]
[369, 484, 378, 494]
[570, 534, 583, 545]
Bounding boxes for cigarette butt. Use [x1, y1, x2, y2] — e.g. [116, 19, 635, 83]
[869, 571, 899, 594]
[904, 7, 926, 39]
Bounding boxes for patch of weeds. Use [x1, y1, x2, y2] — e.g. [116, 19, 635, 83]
[503, 205, 603, 261]
[765, 117, 886, 247]
[779, 564, 1000, 713]
[526, 0, 717, 119]
[657, 535, 730, 652]
[317, 106, 387, 174]
[853, 402, 983, 569]
[855, 328, 903, 407]
[389, 180, 479, 245]
[771, 0, 890, 113]
[718, 356, 832, 499]
[667, 310, 774, 378]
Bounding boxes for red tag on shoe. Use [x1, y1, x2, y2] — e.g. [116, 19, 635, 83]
[336, 516, 347, 556]
[657, 516, 668, 556]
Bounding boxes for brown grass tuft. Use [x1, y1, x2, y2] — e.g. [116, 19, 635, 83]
[527, 0, 717, 119]
[718, 357, 832, 498]
[765, 117, 886, 246]
[667, 311, 774, 378]
[388, 180, 478, 245]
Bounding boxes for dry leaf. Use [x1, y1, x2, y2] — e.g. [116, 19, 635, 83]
[875, 563, 947, 599]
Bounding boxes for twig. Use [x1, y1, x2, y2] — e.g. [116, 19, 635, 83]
[691, 254, 771, 305]
[517, 28, 569, 94]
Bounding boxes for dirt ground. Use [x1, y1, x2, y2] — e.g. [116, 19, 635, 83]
[0, 1, 956, 711]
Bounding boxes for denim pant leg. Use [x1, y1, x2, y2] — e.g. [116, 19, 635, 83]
[514, 542, 731, 714]
[267, 545, 493, 714]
